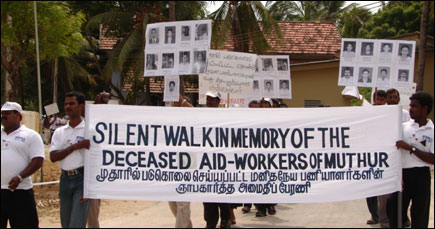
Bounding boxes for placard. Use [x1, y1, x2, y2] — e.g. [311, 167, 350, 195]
[198, 50, 257, 104]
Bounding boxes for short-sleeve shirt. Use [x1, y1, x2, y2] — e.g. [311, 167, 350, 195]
[50, 119, 87, 170]
[401, 119, 434, 169]
[402, 109, 410, 123]
[1, 125, 45, 190]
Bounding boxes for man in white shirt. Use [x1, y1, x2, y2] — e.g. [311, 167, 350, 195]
[50, 91, 91, 228]
[386, 88, 411, 122]
[395, 92, 434, 228]
[377, 88, 412, 227]
[1, 101, 45, 228]
[365, 90, 387, 225]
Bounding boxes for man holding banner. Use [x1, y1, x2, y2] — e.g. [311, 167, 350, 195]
[202, 92, 232, 228]
[50, 91, 91, 228]
[394, 92, 434, 228]
[168, 95, 194, 228]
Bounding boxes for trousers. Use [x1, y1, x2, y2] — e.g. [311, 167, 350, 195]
[168, 201, 192, 228]
[203, 203, 230, 228]
[87, 199, 101, 228]
[59, 172, 91, 228]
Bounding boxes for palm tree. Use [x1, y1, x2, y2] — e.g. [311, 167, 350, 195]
[210, 1, 283, 54]
[267, 1, 355, 23]
[338, 7, 372, 38]
[87, 1, 207, 104]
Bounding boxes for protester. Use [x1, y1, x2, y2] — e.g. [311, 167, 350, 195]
[373, 89, 387, 106]
[202, 92, 232, 228]
[279, 103, 288, 108]
[1, 101, 45, 228]
[259, 98, 272, 108]
[365, 90, 387, 225]
[386, 88, 411, 122]
[379, 88, 411, 227]
[168, 94, 194, 228]
[42, 114, 51, 144]
[86, 91, 110, 229]
[248, 100, 259, 108]
[49, 114, 63, 142]
[394, 92, 434, 228]
[50, 91, 91, 228]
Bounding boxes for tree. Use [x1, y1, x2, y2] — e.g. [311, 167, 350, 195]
[86, 1, 207, 105]
[338, 6, 372, 38]
[358, 1, 434, 39]
[267, 1, 355, 23]
[1, 1, 85, 103]
[210, 1, 282, 54]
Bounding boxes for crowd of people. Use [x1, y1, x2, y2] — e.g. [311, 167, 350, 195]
[1, 87, 433, 228]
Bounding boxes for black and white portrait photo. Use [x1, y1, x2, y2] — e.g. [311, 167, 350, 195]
[168, 81, 176, 93]
[195, 23, 208, 41]
[358, 67, 373, 84]
[162, 53, 175, 69]
[145, 54, 158, 70]
[252, 79, 260, 96]
[164, 75, 180, 102]
[361, 42, 374, 56]
[148, 28, 159, 45]
[398, 69, 410, 82]
[279, 79, 290, 96]
[376, 67, 390, 86]
[398, 43, 412, 62]
[178, 51, 191, 73]
[342, 41, 356, 58]
[277, 58, 289, 71]
[263, 79, 275, 97]
[262, 58, 274, 72]
[181, 25, 191, 41]
[379, 42, 393, 61]
[339, 66, 354, 85]
[165, 26, 176, 44]
[192, 50, 207, 74]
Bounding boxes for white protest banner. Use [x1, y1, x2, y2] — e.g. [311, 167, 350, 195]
[84, 105, 401, 203]
[199, 50, 257, 104]
[44, 103, 59, 116]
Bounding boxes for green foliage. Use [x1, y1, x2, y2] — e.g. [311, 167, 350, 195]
[338, 7, 372, 38]
[84, 1, 208, 104]
[358, 1, 434, 38]
[267, 1, 353, 23]
[350, 87, 372, 106]
[210, 1, 282, 54]
[1, 1, 86, 61]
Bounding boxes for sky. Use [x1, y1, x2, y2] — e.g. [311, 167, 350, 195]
[205, 1, 383, 15]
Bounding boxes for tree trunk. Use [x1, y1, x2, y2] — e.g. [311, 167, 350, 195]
[4, 15, 13, 102]
[6, 66, 20, 103]
[4, 65, 12, 102]
[416, 1, 429, 92]
[53, 58, 58, 103]
[169, 1, 176, 21]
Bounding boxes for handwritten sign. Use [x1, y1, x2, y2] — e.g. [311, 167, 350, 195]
[44, 103, 59, 116]
[199, 50, 257, 104]
[84, 105, 401, 203]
